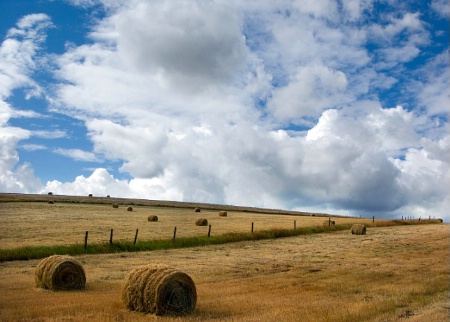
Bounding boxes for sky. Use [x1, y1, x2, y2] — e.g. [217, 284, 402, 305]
[0, 0, 449, 221]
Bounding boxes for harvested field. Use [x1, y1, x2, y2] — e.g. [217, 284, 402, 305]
[0, 223, 448, 321]
[0, 195, 448, 321]
[1, 200, 378, 249]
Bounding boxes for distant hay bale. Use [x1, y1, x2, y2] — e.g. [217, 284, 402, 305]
[195, 218, 208, 226]
[127, 206, 133, 212]
[148, 215, 159, 222]
[351, 224, 367, 235]
[106, 195, 110, 198]
[48, 201, 54, 204]
[438, 218, 443, 223]
[323, 219, 335, 226]
[35, 255, 86, 291]
[48, 192, 53, 195]
[194, 207, 201, 213]
[88, 194, 93, 197]
[112, 203, 119, 208]
[122, 265, 197, 316]
[219, 211, 227, 217]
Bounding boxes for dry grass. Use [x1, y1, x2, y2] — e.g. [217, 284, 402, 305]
[0, 201, 379, 249]
[0, 224, 448, 321]
[323, 219, 335, 226]
[0, 195, 448, 321]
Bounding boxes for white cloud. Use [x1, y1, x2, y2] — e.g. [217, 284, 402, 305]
[53, 148, 100, 162]
[1, 1, 448, 222]
[268, 65, 350, 122]
[109, 0, 248, 93]
[292, 0, 339, 21]
[43, 0, 448, 221]
[0, 14, 51, 99]
[20, 143, 47, 151]
[0, 14, 51, 193]
[44, 167, 182, 200]
[32, 129, 67, 139]
[431, 0, 450, 18]
[415, 51, 449, 116]
[341, 0, 374, 21]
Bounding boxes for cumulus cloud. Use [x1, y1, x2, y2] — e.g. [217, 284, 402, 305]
[43, 0, 449, 220]
[414, 51, 449, 117]
[0, 14, 52, 193]
[108, 0, 247, 93]
[268, 65, 350, 122]
[44, 168, 182, 200]
[1, 1, 448, 222]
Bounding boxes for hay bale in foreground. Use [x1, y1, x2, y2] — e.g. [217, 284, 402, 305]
[35, 255, 86, 291]
[351, 224, 367, 235]
[323, 219, 335, 226]
[122, 265, 197, 316]
[194, 207, 201, 212]
[127, 206, 133, 211]
[195, 218, 208, 226]
[219, 211, 227, 217]
[148, 215, 159, 222]
[112, 203, 119, 208]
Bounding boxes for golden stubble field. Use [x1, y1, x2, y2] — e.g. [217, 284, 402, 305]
[0, 198, 449, 321]
[0, 200, 376, 248]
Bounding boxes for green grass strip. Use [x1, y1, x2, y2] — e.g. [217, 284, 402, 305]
[0, 220, 443, 262]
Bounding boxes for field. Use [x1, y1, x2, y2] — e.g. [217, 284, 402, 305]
[0, 194, 449, 321]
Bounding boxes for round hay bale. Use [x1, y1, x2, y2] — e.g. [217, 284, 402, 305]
[122, 265, 196, 316]
[127, 206, 133, 211]
[112, 203, 119, 208]
[219, 211, 227, 217]
[194, 207, 201, 213]
[48, 201, 54, 204]
[195, 218, 208, 226]
[35, 255, 86, 291]
[148, 215, 159, 222]
[351, 224, 367, 235]
[88, 194, 93, 197]
[322, 219, 335, 226]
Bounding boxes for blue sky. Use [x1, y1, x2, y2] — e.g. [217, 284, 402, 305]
[1, 0, 448, 221]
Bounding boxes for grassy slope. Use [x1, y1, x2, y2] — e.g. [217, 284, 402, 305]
[0, 193, 443, 261]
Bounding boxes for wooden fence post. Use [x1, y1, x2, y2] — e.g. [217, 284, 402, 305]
[84, 231, 88, 249]
[208, 224, 212, 237]
[110, 228, 113, 245]
[294, 220, 296, 230]
[173, 227, 177, 240]
[134, 229, 139, 245]
[251, 222, 254, 233]
[372, 216, 375, 223]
